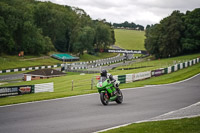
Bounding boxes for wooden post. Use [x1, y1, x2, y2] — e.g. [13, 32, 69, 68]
[72, 80, 74, 91]
[91, 77, 94, 90]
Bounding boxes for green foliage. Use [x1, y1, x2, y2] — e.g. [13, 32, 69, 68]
[94, 21, 113, 49]
[113, 21, 144, 31]
[73, 26, 95, 55]
[145, 8, 200, 58]
[182, 9, 200, 53]
[0, 0, 115, 55]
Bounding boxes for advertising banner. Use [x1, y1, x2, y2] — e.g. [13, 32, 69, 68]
[0, 85, 34, 97]
[18, 86, 33, 95]
[152, 69, 163, 77]
[0, 87, 18, 97]
[133, 71, 151, 81]
[95, 49, 148, 55]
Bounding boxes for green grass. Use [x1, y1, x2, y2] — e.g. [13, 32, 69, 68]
[114, 29, 145, 50]
[0, 53, 118, 70]
[103, 117, 200, 133]
[0, 55, 62, 70]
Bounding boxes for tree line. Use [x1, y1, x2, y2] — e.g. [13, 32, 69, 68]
[113, 21, 144, 31]
[0, 0, 115, 56]
[145, 8, 200, 58]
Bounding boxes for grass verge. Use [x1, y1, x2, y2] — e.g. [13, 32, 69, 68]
[103, 116, 200, 133]
[0, 53, 118, 70]
[114, 29, 145, 50]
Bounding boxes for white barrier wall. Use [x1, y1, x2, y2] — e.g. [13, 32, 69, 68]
[113, 75, 118, 81]
[35, 82, 54, 93]
[180, 63, 183, 69]
[133, 71, 151, 81]
[126, 74, 133, 83]
[174, 64, 178, 71]
[168, 66, 172, 73]
[193, 59, 196, 64]
[185, 62, 188, 67]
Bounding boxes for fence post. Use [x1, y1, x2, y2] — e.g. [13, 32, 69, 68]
[91, 77, 94, 90]
[72, 80, 74, 91]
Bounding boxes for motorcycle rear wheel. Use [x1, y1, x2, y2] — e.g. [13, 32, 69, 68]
[100, 92, 109, 105]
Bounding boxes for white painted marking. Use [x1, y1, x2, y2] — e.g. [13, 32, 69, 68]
[14, 69, 18, 72]
[6, 70, 11, 73]
[95, 101, 200, 133]
[0, 93, 98, 108]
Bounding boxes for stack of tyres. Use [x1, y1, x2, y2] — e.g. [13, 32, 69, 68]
[118, 75, 126, 84]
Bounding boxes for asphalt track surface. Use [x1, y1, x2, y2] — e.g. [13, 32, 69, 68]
[0, 74, 200, 133]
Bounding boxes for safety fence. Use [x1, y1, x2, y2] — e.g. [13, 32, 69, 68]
[0, 82, 54, 97]
[92, 57, 200, 86]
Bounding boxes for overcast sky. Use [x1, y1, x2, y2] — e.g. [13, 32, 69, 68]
[39, 0, 200, 26]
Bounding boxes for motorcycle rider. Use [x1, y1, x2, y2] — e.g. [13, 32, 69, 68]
[100, 69, 119, 95]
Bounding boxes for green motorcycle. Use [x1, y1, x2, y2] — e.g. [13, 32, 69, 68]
[96, 77, 123, 105]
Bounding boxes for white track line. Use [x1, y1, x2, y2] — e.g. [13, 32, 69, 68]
[0, 93, 98, 108]
[95, 101, 200, 133]
[1, 73, 200, 108]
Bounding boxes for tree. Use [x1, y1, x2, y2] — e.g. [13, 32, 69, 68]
[145, 10, 185, 58]
[0, 0, 115, 55]
[94, 21, 113, 49]
[158, 10, 185, 58]
[73, 26, 95, 55]
[145, 24, 161, 58]
[0, 16, 15, 54]
[145, 25, 151, 30]
[113, 21, 144, 30]
[181, 8, 200, 53]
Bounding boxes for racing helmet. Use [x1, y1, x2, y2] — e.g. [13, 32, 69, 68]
[100, 69, 107, 77]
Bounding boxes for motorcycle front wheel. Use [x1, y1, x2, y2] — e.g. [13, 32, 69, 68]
[100, 92, 109, 105]
[116, 90, 123, 104]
